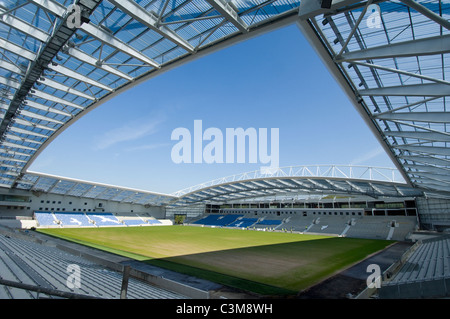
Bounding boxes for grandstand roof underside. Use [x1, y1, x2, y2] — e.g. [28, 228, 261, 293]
[170, 165, 425, 206]
[13, 165, 427, 206]
[0, 0, 449, 205]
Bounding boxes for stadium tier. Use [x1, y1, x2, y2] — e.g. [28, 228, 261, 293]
[0, 228, 186, 299]
[255, 220, 282, 226]
[34, 211, 163, 228]
[34, 211, 59, 227]
[189, 212, 418, 241]
[227, 218, 259, 228]
[193, 214, 243, 227]
[54, 212, 92, 227]
[380, 236, 450, 299]
[87, 213, 121, 227]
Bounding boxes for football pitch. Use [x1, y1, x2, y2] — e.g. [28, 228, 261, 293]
[38, 226, 392, 296]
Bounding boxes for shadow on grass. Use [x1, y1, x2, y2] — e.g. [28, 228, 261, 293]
[140, 237, 391, 296]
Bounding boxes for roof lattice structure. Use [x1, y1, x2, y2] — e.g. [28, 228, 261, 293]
[0, 0, 300, 190]
[297, 0, 450, 198]
[0, 0, 449, 205]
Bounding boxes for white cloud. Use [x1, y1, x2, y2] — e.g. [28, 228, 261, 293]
[94, 117, 164, 151]
[125, 143, 170, 152]
[350, 146, 385, 165]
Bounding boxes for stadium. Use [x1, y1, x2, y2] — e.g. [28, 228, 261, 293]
[0, 0, 449, 304]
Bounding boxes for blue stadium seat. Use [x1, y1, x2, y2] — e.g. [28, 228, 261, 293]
[54, 212, 91, 227]
[34, 211, 57, 227]
[227, 218, 258, 228]
[123, 219, 145, 226]
[193, 214, 242, 227]
[146, 219, 162, 225]
[86, 212, 121, 226]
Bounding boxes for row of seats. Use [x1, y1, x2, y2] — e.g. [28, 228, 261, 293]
[388, 237, 450, 284]
[34, 211, 161, 228]
[190, 213, 418, 240]
[192, 214, 282, 229]
[192, 214, 242, 226]
[0, 229, 186, 299]
[379, 236, 450, 298]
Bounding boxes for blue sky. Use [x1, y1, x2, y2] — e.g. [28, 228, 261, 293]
[29, 24, 395, 194]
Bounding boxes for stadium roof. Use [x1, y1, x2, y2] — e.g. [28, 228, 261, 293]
[297, 0, 450, 198]
[170, 164, 425, 206]
[19, 170, 177, 206]
[0, 0, 449, 203]
[11, 165, 424, 206]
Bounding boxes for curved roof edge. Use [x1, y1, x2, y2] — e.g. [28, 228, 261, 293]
[170, 164, 424, 207]
[1, 165, 428, 207]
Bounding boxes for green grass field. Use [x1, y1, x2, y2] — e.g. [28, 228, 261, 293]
[38, 226, 392, 296]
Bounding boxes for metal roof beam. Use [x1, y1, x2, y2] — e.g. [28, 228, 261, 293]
[400, 155, 450, 167]
[394, 145, 450, 157]
[0, 38, 37, 61]
[351, 61, 450, 86]
[412, 171, 450, 183]
[0, 8, 50, 43]
[385, 131, 450, 142]
[412, 177, 450, 188]
[5, 134, 43, 145]
[7, 126, 49, 139]
[335, 35, 450, 62]
[48, 64, 114, 91]
[399, 0, 450, 31]
[404, 164, 450, 177]
[18, 109, 65, 125]
[108, 0, 194, 53]
[40, 77, 95, 101]
[0, 163, 23, 170]
[32, 0, 160, 70]
[376, 112, 450, 123]
[0, 76, 20, 90]
[24, 0, 125, 92]
[368, 182, 384, 196]
[0, 147, 30, 157]
[298, 0, 362, 20]
[0, 0, 103, 173]
[62, 47, 133, 82]
[376, 97, 440, 116]
[24, 100, 73, 118]
[80, 23, 160, 68]
[0, 156, 27, 163]
[359, 83, 450, 97]
[29, 0, 66, 17]
[31, 90, 84, 110]
[0, 141, 36, 152]
[345, 180, 365, 193]
[13, 119, 57, 132]
[204, 0, 248, 33]
[0, 60, 25, 75]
